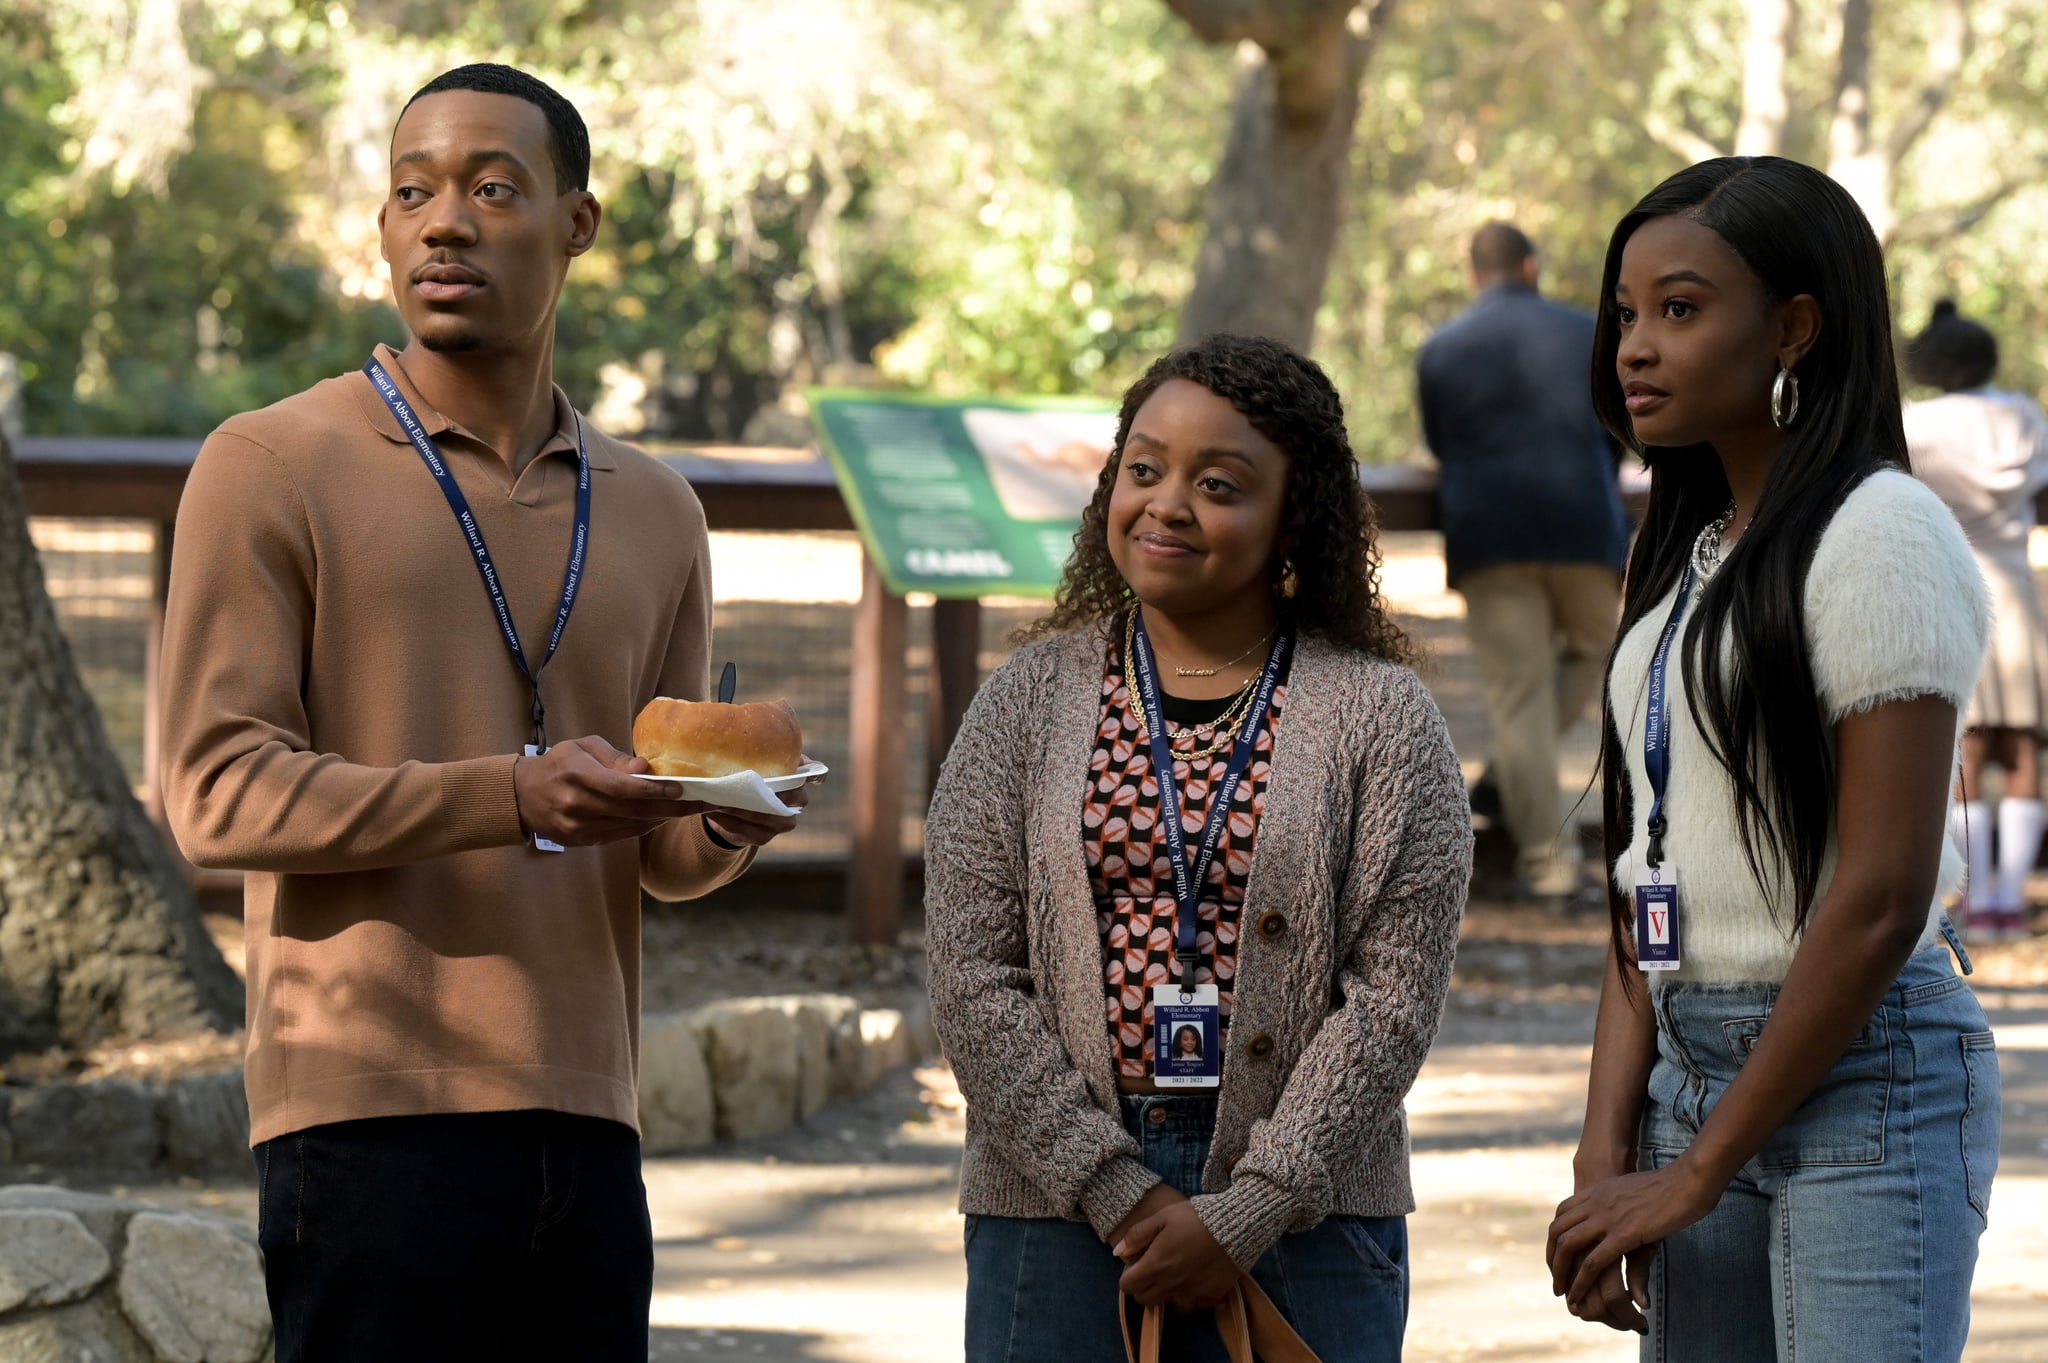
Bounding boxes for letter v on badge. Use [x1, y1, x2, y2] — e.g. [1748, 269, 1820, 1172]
[1635, 865, 1681, 971]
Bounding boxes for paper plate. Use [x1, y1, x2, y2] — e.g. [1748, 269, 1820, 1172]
[637, 760, 827, 816]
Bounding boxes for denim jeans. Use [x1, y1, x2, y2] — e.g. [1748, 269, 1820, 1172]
[1638, 943, 2001, 1362]
[964, 1093, 1408, 1362]
[255, 1109, 653, 1363]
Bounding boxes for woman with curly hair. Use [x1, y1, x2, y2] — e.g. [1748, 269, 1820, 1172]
[926, 332, 1473, 1362]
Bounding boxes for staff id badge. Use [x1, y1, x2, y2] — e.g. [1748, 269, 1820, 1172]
[1634, 865, 1681, 971]
[522, 744, 566, 854]
[1151, 984, 1222, 1088]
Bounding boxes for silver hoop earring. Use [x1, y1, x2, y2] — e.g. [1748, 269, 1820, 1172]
[1771, 366, 1800, 429]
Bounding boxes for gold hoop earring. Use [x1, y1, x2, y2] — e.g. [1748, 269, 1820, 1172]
[1278, 560, 1299, 599]
[1771, 366, 1801, 430]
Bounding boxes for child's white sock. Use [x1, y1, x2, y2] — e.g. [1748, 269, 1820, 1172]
[1996, 797, 2044, 914]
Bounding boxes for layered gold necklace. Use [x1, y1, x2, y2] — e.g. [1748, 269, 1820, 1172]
[1124, 607, 1262, 761]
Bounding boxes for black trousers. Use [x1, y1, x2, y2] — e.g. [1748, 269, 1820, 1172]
[255, 1109, 653, 1362]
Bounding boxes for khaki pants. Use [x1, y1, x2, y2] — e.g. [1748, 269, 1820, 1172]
[1459, 562, 1622, 895]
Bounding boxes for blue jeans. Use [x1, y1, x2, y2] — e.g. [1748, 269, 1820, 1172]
[964, 1094, 1408, 1362]
[1638, 943, 2001, 1362]
[255, 1110, 652, 1362]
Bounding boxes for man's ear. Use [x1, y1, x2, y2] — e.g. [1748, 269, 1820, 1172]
[566, 192, 601, 258]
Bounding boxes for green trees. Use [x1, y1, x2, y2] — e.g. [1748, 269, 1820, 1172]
[1, 0, 2044, 1051]
[2, 0, 2043, 455]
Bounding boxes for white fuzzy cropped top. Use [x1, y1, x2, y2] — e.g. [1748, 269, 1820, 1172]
[1608, 470, 1991, 983]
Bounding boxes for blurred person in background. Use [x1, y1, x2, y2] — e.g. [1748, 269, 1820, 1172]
[1418, 222, 1629, 906]
[1905, 300, 2048, 944]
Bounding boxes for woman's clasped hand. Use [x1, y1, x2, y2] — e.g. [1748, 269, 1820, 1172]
[1544, 1162, 1717, 1332]
[1110, 1185, 1242, 1312]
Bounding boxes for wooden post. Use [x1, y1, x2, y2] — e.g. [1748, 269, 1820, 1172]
[141, 517, 172, 826]
[926, 597, 983, 797]
[847, 550, 909, 945]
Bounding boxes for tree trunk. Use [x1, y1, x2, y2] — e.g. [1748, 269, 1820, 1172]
[1735, 0, 1793, 155]
[0, 436, 241, 1058]
[1170, 0, 1396, 350]
[1825, 0, 1894, 241]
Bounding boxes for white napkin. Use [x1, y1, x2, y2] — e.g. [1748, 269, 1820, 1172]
[640, 760, 826, 818]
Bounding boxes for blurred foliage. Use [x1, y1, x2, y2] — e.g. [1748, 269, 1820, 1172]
[2, 0, 2044, 459]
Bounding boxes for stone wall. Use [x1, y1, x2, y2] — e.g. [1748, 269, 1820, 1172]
[1, 996, 940, 1178]
[0, 995, 941, 1358]
[0, 1187, 271, 1363]
[639, 996, 937, 1152]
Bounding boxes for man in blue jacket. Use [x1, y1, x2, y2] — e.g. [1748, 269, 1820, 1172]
[1418, 222, 1626, 903]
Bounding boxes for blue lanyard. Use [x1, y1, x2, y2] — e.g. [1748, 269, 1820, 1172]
[1643, 564, 1695, 870]
[1127, 610, 1292, 994]
[364, 357, 591, 748]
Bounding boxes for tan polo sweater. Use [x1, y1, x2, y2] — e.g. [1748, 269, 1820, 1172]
[161, 344, 753, 1146]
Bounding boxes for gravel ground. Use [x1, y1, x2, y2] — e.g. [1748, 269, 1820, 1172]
[60, 899, 2048, 1362]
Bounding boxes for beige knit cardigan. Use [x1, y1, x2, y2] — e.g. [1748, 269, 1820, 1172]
[925, 624, 1472, 1271]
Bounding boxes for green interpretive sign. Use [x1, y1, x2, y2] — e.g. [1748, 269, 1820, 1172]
[807, 388, 1119, 599]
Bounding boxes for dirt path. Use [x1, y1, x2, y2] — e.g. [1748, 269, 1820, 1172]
[97, 906, 2048, 1362]
[634, 919, 2048, 1363]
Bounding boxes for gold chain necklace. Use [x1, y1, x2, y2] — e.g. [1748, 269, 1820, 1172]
[1170, 626, 1275, 677]
[1124, 608, 1258, 760]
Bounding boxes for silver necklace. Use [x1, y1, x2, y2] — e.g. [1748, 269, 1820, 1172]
[1692, 504, 1738, 577]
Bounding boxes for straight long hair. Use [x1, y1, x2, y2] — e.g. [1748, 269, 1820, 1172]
[1593, 158, 1909, 965]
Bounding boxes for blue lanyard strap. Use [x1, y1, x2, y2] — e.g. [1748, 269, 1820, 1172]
[1643, 564, 1695, 869]
[364, 357, 591, 748]
[1127, 610, 1293, 994]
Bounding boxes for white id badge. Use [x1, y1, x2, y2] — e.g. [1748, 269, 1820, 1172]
[1634, 864, 1680, 971]
[1151, 983, 1222, 1088]
[522, 744, 566, 854]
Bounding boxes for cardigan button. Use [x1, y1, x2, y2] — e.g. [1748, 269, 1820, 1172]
[1247, 1033, 1275, 1059]
[1258, 911, 1288, 939]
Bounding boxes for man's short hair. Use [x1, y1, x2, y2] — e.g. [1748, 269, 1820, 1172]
[1470, 222, 1536, 279]
[402, 63, 590, 193]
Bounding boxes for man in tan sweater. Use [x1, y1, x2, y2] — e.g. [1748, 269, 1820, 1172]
[159, 64, 799, 1360]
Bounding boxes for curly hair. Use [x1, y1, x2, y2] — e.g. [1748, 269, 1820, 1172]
[1025, 333, 1415, 665]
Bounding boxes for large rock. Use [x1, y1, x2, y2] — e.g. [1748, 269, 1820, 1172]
[815, 996, 867, 1101]
[767, 997, 837, 1121]
[117, 1212, 270, 1363]
[0, 1296, 155, 1363]
[162, 1071, 250, 1178]
[638, 1013, 715, 1154]
[856, 1008, 913, 1091]
[0, 1207, 111, 1311]
[5, 1080, 162, 1173]
[0, 1185, 139, 1247]
[691, 999, 800, 1142]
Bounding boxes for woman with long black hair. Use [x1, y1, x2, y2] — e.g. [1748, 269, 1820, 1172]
[1544, 157, 2001, 1360]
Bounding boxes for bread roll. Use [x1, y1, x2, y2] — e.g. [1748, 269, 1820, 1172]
[633, 696, 803, 779]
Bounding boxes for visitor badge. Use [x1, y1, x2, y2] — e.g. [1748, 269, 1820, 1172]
[522, 744, 565, 854]
[1634, 865, 1680, 971]
[1152, 983, 1222, 1088]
